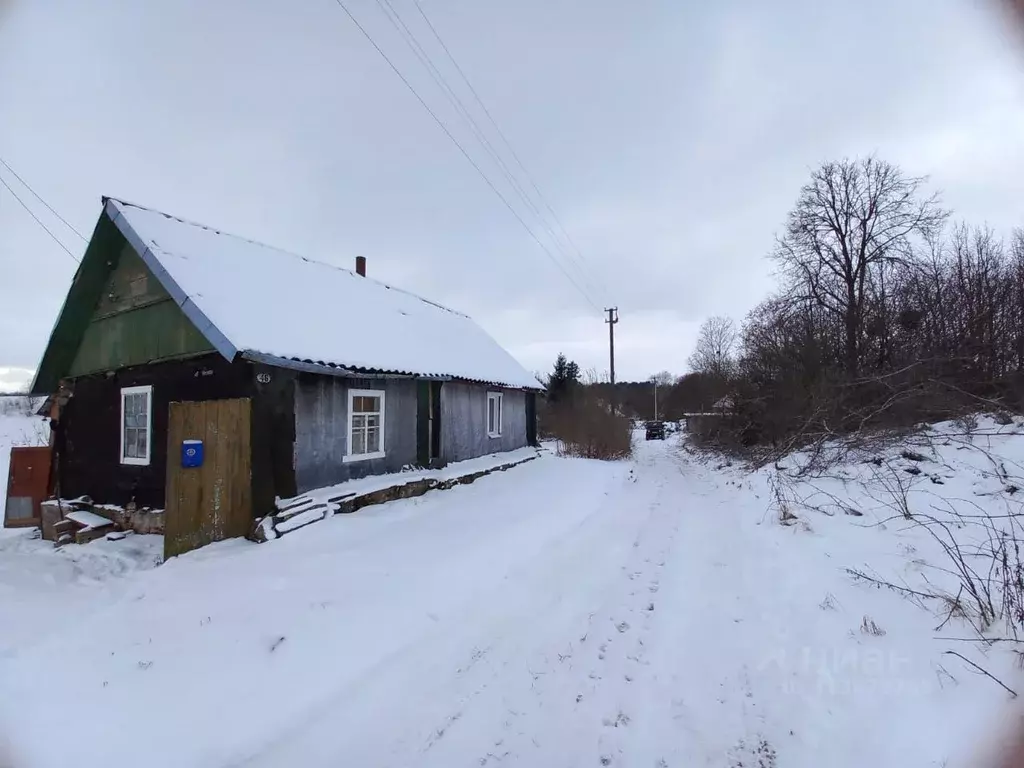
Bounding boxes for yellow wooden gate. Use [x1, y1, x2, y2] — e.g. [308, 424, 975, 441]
[164, 398, 252, 558]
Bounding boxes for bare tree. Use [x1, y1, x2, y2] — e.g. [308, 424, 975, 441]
[688, 316, 737, 378]
[773, 156, 947, 377]
[692, 156, 1024, 453]
[650, 370, 675, 387]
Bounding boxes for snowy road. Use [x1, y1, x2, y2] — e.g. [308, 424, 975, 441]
[1, 434, 1009, 767]
[241, 438, 698, 768]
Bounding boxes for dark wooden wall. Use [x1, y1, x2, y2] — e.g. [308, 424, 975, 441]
[292, 375, 418, 493]
[249, 362, 297, 509]
[58, 354, 296, 517]
[59, 355, 536, 516]
[439, 383, 528, 463]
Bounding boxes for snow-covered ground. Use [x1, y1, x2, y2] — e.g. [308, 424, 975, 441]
[0, 395, 47, 523]
[2, 425, 1023, 767]
[0, 528, 163, 656]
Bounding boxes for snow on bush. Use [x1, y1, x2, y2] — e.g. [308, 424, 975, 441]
[769, 414, 1024, 654]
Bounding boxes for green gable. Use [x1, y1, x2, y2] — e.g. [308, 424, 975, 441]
[31, 209, 215, 394]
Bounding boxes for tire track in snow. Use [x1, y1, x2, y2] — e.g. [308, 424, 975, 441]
[586, 447, 686, 768]
[619, 454, 786, 767]
[234, 456, 661, 768]
[419, 440, 689, 767]
[234, 438, 772, 768]
[399, 441, 684, 767]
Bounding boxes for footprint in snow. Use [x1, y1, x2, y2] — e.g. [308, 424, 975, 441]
[616, 621, 630, 633]
[602, 711, 631, 728]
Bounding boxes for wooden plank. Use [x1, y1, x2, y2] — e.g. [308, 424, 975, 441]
[204, 400, 216, 545]
[233, 398, 252, 539]
[277, 496, 314, 513]
[241, 398, 253, 533]
[224, 398, 239, 538]
[215, 397, 233, 542]
[209, 398, 224, 543]
[201, 398, 219, 544]
[229, 398, 244, 538]
[181, 401, 205, 554]
[164, 402, 183, 558]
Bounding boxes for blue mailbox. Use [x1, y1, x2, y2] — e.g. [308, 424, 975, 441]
[181, 439, 204, 468]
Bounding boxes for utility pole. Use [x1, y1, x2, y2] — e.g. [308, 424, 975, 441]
[605, 307, 618, 413]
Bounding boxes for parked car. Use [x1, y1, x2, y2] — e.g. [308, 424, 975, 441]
[645, 420, 666, 440]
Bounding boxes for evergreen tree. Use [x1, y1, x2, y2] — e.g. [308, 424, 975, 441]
[547, 353, 580, 403]
[566, 360, 581, 385]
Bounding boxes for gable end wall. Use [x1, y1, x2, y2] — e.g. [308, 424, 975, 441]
[68, 243, 214, 376]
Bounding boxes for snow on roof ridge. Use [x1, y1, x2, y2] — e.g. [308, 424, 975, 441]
[103, 197, 472, 320]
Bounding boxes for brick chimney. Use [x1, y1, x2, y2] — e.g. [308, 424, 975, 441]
[355, 255, 366, 277]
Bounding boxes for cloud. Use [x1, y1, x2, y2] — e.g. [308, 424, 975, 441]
[1, 0, 1023, 382]
[0, 367, 33, 393]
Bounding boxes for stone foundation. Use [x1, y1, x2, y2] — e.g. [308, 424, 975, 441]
[253, 454, 537, 542]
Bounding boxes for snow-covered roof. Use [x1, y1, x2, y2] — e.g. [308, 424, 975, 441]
[105, 199, 541, 390]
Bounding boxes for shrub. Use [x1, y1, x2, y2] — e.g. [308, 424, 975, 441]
[546, 399, 632, 460]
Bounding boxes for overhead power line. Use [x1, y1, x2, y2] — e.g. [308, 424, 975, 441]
[0, 156, 87, 242]
[377, 0, 608, 308]
[0, 172, 80, 263]
[410, 0, 613, 304]
[367, 0, 605, 310]
[330, 0, 604, 314]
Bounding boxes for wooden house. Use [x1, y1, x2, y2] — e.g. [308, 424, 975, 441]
[31, 198, 542, 555]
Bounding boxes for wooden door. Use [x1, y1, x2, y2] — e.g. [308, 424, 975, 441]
[164, 398, 251, 558]
[4, 446, 52, 528]
[417, 380, 443, 467]
[429, 381, 442, 462]
[526, 392, 537, 446]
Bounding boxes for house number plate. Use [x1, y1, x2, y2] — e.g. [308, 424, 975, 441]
[256, 373, 272, 384]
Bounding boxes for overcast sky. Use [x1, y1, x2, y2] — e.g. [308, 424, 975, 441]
[2, 0, 1024, 391]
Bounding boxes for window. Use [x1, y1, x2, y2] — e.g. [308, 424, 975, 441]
[345, 389, 385, 462]
[120, 385, 152, 466]
[487, 392, 503, 438]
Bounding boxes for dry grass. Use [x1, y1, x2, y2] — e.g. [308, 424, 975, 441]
[546, 400, 632, 461]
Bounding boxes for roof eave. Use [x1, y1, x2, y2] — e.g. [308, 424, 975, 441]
[241, 351, 544, 391]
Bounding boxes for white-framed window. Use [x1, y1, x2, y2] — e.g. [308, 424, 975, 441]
[487, 391, 503, 438]
[120, 385, 153, 466]
[345, 388, 385, 462]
